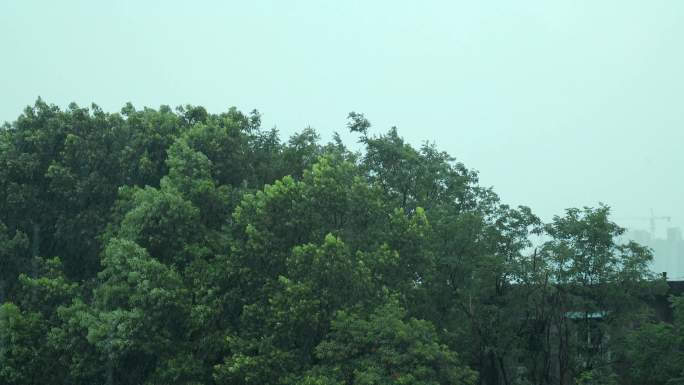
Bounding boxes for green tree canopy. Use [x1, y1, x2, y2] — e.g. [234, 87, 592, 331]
[0, 100, 669, 385]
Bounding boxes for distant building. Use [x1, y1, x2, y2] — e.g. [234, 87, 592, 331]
[625, 227, 684, 280]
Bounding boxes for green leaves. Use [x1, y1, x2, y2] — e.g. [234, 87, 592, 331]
[0, 222, 29, 300]
[117, 187, 201, 266]
[304, 298, 477, 385]
[621, 294, 684, 385]
[624, 322, 681, 385]
[0, 303, 49, 385]
[0, 102, 672, 385]
[14, 257, 77, 319]
[81, 238, 192, 384]
[347, 112, 370, 136]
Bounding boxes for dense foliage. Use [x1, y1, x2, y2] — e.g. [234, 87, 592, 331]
[0, 100, 678, 385]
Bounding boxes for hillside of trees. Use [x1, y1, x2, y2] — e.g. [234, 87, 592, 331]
[1, 100, 683, 385]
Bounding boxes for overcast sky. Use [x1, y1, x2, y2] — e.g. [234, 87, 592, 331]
[2, 0, 683, 237]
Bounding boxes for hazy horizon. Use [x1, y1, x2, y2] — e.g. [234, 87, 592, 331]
[2, 1, 682, 235]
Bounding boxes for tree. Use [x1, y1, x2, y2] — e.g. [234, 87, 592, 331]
[301, 298, 477, 385]
[81, 238, 195, 384]
[527, 206, 658, 385]
[0, 303, 49, 384]
[0, 222, 30, 301]
[622, 294, 684, 385]
[115, 186, 202, 266]
[0, 100, 187, 280]
[0, 102, 671, 385]
[0, 256, 77, 384]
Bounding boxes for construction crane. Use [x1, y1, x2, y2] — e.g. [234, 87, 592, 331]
[618, 209, 671, 236]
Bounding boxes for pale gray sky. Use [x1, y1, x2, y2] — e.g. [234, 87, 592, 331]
[1, 0, 683, 237]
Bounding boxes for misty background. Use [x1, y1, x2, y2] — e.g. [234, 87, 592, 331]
[1, 1, 682, 277]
